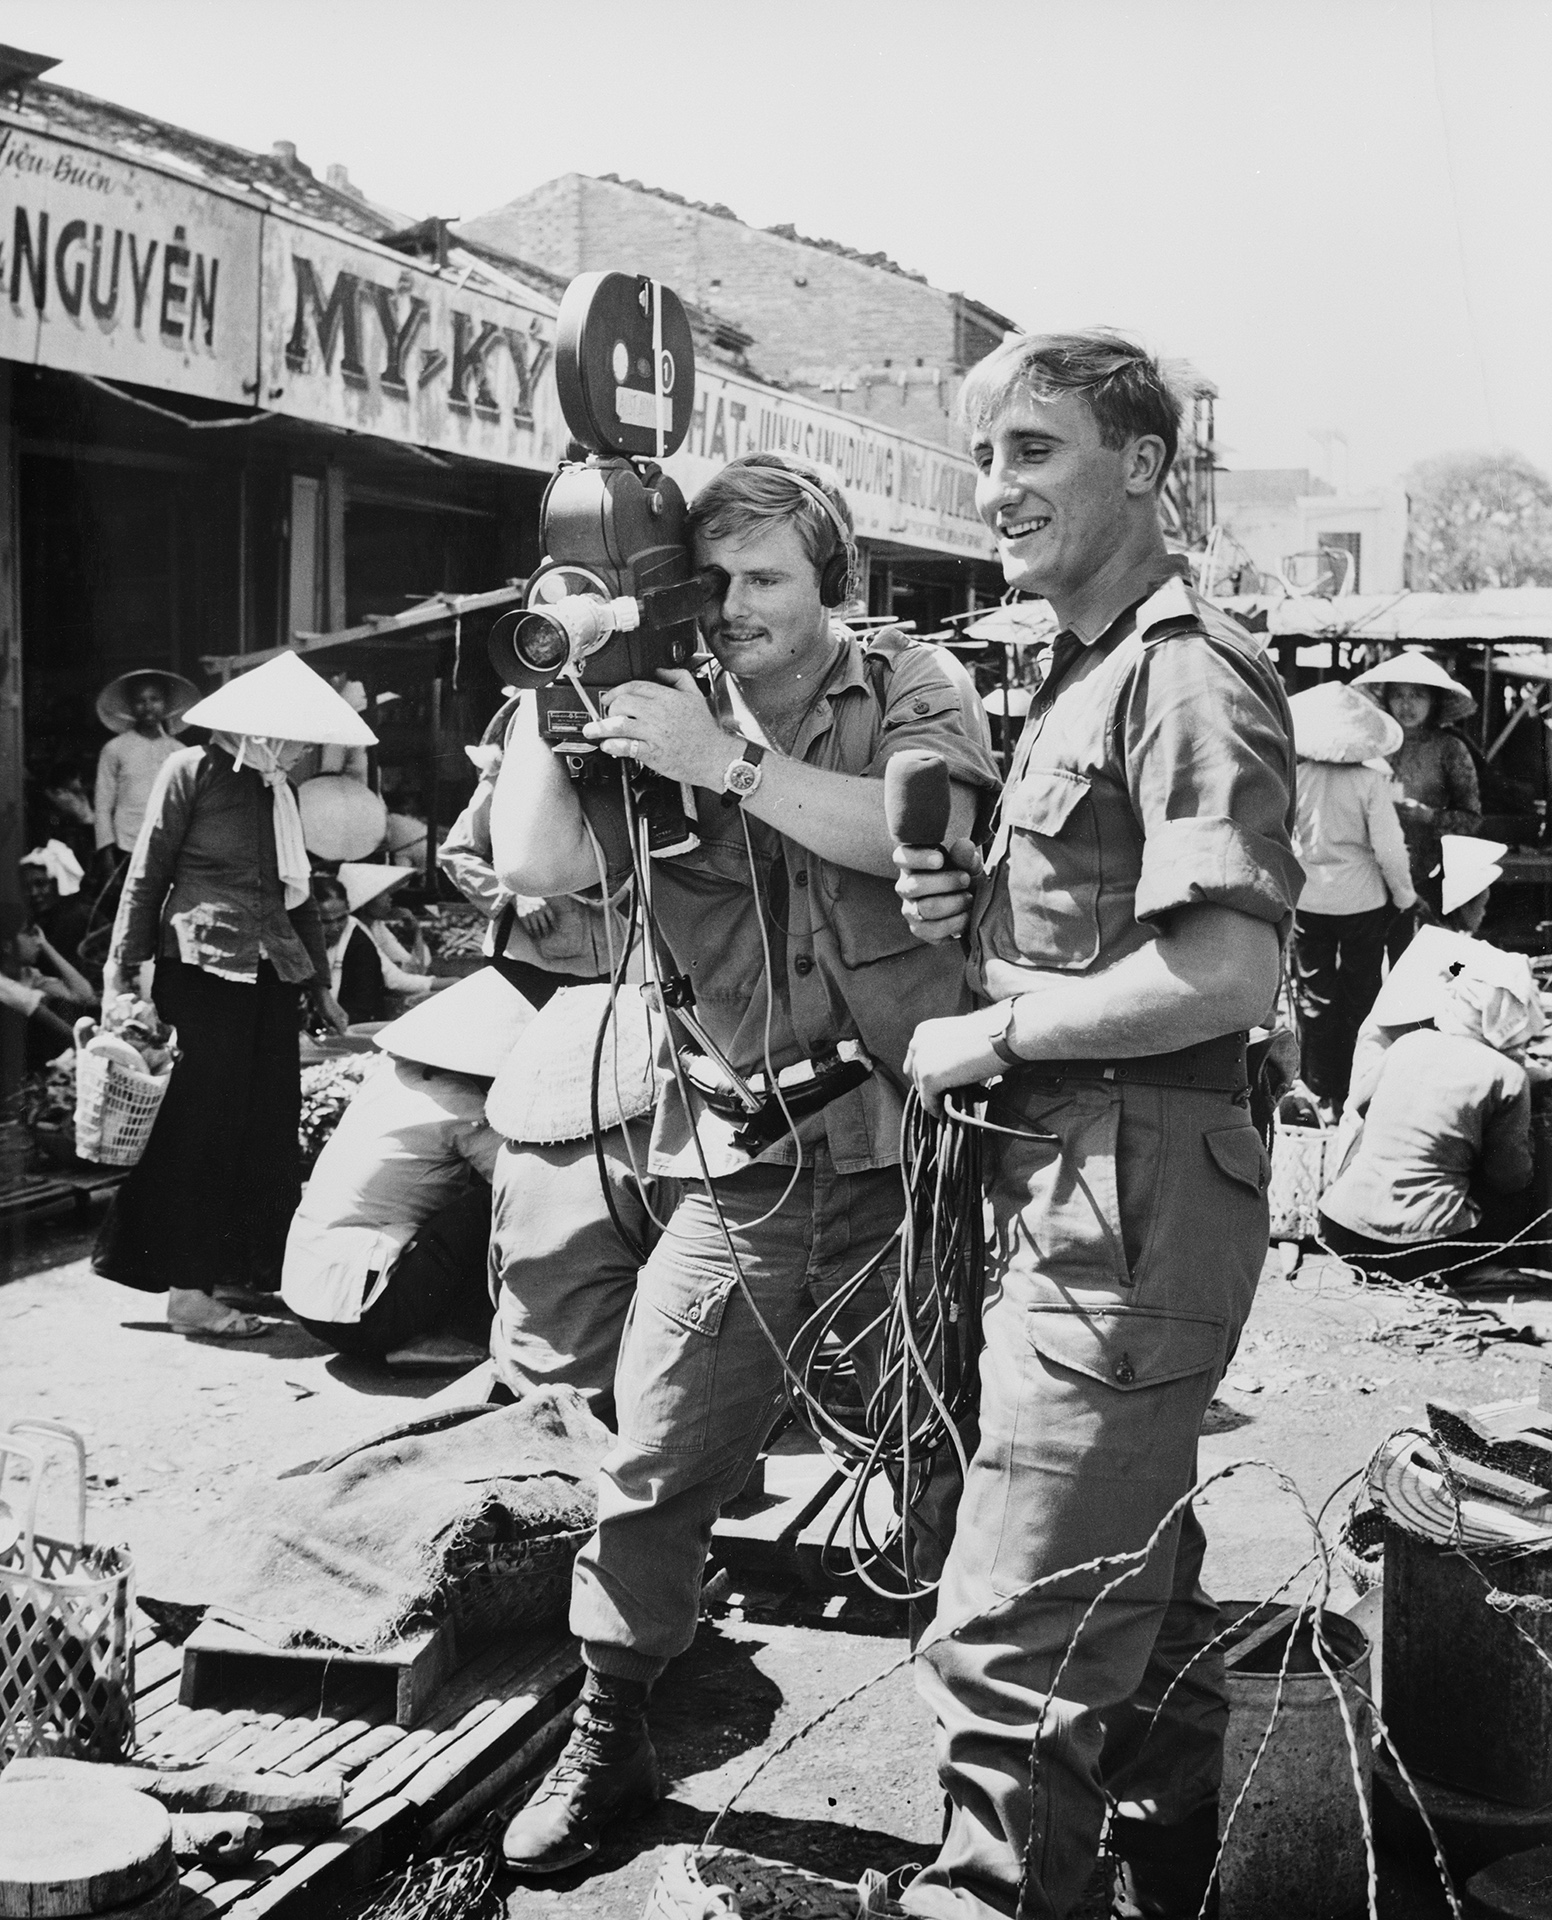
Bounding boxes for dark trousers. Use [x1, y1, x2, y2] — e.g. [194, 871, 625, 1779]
[293, 1185, 494, 1360]
[93, 959, 302, 1295]
[1291, 905, 1392, 1108]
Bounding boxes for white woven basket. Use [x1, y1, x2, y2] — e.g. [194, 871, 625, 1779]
[73, 1019, 172, 1167]
[0, 1421, 135, 1765]
[1267, 1119, 1339, 1242]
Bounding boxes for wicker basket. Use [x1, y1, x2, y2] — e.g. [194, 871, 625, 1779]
[1267, 1118, 1339, 1242]
[0, 1421, 135, 1765]
[73, 1018, 172, 1167]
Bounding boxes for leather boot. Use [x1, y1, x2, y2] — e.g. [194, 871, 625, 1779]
[502, 1670, 661, 1875]
[1110, 1804, 1222, 1920]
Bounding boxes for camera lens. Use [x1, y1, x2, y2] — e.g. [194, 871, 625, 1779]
[512, 613, 571, 674]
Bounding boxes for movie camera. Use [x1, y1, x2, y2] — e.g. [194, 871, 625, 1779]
[488, 272, 723, 852]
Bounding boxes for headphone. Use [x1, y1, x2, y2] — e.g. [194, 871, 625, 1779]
[725, 458, 860, 609]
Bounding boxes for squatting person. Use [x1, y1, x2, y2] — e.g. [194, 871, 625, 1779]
[489, 452, 1001, 1875]
[893, 335, 1301, 1920]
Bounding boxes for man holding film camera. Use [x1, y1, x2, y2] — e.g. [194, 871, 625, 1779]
[892, 336, 1300, 1920]
[491, 451, 1000, 1874]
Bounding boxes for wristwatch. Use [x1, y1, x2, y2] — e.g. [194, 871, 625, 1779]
[987, 998, 1025, 1068]
[721, 739, 767, 807]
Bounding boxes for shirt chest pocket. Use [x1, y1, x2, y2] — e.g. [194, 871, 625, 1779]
[1002, 768, 1102, 970]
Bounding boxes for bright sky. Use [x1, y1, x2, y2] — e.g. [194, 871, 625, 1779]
[8, 0, 1550, 490]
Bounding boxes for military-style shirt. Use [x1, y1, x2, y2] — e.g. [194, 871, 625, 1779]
[586, 626, 1002, 1179]
[970, 572, 1301, 1004]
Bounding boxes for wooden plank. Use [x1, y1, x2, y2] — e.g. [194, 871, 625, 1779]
[136, 1640, 186, 1692]
[403, 1639, 582, 1816]
[321, 1724, 403, 1778]
[192, 1842, 306, 1918]
[420, 1700, 574, 1849]
[221, 1796, 416, 1920]
[340, 1729, 443, 1819]
[270, 1717, 371, 1778]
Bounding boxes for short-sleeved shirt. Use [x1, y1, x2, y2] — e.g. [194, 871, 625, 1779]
[585, 624, 1002, 1179]
[95, 730, 182, 852]
[970, 571, 1301, 1003]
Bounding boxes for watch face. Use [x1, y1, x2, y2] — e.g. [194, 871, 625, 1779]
[726, 760, 760, 796]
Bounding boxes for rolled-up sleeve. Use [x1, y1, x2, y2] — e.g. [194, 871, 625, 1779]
[1125, 633, 1303, 928]
[863, 650, 1003, 802]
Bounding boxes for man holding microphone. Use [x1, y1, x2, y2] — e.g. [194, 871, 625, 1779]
[893, 334, 1300, 1920]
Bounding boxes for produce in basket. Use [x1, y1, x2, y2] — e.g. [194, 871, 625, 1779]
[73, 1000, 178, 1168]
[299, 1055, 374, 1172]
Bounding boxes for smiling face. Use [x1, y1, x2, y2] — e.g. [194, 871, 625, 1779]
[692, 518, 835, 688]
[971, 387, 1164, 619]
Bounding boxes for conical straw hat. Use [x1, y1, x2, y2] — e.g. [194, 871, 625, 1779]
[96, 669, 201, 735]
[1288, 681, 1403, 763]
[298, 776, 388, 861]
[182, 652, 378, 746]
[338, 862, 412, 914]
[486, 982, 658, 1144]
[375, 967, 535, 1079]
[1441, 834, 1508, 916]
[1352, 649, 1476, 726]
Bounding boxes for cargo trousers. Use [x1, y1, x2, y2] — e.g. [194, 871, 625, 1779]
[903, 1073, 1269, 1920]
[569, 1159, 920, 1679]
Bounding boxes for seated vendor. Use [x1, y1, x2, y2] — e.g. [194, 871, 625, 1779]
[21, 841, 92, 972]
[281, 968, 532, 1360]
[313, 873, 389, 1025]
[486, 983, 676, 1430]
[336, 863, 442, 996]
[1318, 948, 1542, 1283]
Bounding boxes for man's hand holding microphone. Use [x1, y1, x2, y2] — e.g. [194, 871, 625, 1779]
[886, 750, 1022, 1114]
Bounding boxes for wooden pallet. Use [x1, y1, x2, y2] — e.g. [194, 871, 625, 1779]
[0, 1163, 123, 1225]
[711, 1429, 900, 1596]
[121, 1609, 582, 1918]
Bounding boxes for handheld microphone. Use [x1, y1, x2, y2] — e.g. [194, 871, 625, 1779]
[884, 749, 952, 855]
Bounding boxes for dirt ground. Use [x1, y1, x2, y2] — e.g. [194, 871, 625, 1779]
[3, 1200, 1548, 1918]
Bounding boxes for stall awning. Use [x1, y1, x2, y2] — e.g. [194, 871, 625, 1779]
[201, 584, 526, 680]
[1240, 588, 1552, 643]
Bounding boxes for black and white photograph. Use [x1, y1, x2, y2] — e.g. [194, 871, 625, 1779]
[2, 5, 1551, 1916]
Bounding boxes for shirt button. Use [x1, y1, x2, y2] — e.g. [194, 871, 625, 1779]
[1114, 1354, 1136, 1386]
[793, 954, 814, 976]
[794, 871, 809, 889]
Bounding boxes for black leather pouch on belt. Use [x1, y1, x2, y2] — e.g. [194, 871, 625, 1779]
[1002, 1030, 1249, 1095]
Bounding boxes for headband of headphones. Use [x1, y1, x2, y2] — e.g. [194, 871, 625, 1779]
[725, 458, 860, 610]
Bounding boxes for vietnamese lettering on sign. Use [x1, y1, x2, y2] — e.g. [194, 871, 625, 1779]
[7, 208, 220, 347]
[282, 253, 553, 427]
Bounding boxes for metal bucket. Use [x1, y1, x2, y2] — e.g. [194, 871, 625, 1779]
[1217, 1601, 1373, 1920]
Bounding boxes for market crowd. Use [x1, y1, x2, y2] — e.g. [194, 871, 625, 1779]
[7, 331, 1547, 1920]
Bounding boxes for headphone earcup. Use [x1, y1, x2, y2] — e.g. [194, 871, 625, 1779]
[818, 551, 849, 608]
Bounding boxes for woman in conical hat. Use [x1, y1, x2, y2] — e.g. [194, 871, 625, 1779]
[93, 653, 377, 1340]
[1352, 650, 1482, 958]
[1286, 680, 1416, 1116]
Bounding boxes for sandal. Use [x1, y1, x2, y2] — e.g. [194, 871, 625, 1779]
[167, 1290, 272, 1340]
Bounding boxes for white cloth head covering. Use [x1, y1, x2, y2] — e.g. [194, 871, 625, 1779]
[1436, 956, 1546, 1054]
[20, 840, 84, 897]
[1441, 834, 1508, 917]
[375, 967, 535, 1079]
[212, 733, 312, 910]
[181, 653, 379, 747]
[486, 983, 657, 1144]
[1288, 681, 1405, 764]
[1352, 650, 1476, 727]
[338, 863, 412, 914]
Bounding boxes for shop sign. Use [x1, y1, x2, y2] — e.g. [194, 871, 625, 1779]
[0, 117, 261, 403]
[259, 217, 564, 471]
[661, 367, 993, 561]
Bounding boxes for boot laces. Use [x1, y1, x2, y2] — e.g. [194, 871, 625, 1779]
[541, 1703, 641, 1795]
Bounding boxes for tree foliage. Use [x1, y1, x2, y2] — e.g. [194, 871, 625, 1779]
[1405, 450, 1552, 590]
